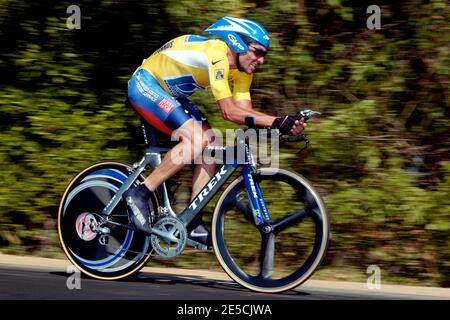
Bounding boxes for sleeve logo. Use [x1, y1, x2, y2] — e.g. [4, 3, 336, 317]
[215, 69, 224, 80]
[157, 98, 176, 113]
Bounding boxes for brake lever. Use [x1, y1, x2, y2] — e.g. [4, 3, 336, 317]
[297, 109, 321, 122]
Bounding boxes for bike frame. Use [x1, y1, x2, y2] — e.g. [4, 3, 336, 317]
[100, 126, 271, 242]
[177, 144, 270, 229]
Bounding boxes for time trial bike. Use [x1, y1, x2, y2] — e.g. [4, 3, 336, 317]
[58, 110, 330, 293]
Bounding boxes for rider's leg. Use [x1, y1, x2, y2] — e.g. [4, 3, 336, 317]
[190, 125, 217, 199]
[143, 118, 210, 192]
[126, 68, 213, 239]
[191, 162, 217, 199]
[187, 126, 218, 246]
[187, 161, 216, 245]
[123, 119, 208, 234]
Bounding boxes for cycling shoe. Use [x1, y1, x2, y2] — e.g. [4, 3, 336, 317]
[188, 223, 212, 248]
[123, 184, 153, 234]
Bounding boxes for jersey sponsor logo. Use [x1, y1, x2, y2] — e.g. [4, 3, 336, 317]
[227, 34, 245, 51]
[153, 40, 174, 55]
[157, 98, 176, 113]
[212, 59, 223, 65]
[164, 75, 205, 97]
[136, 79, 159, 102]
[215, 69, 224, 80]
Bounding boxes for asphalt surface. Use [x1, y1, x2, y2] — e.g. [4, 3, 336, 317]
[0, 254, 449, 301]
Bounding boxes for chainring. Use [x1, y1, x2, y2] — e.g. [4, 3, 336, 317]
[150, 216, 187, 258]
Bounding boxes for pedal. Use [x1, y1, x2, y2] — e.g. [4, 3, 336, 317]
[186, 238, 210, 251]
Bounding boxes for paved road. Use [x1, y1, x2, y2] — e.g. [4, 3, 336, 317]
[0, 254, 449, 301]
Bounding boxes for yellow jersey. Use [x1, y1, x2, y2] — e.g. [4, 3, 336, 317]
[140, 35, 252, 102]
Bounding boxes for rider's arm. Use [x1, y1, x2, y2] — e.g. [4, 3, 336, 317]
[216, 97, 275, 126]
[207, 45, 300, 131]
[215, 68, 274, 126]
[235, 99, 253, 111]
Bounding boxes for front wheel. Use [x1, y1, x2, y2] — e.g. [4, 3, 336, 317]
[58, 161, 158, 280]
[212, 168, 330, 293]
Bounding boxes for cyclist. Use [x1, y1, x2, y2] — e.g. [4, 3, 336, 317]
[125, 16, 306, 247]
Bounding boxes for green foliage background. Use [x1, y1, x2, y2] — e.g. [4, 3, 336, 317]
[0, 0, 449, 286]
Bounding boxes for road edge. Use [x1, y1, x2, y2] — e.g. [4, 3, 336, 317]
[1, 253, 449, 299]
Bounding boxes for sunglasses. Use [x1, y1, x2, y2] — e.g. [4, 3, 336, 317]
[248, 44, 268, 58]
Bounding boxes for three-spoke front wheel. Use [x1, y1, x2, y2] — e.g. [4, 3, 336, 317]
[212, 168, 330, 293]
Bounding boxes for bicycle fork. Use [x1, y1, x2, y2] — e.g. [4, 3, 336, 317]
[242, 165, 271, 230]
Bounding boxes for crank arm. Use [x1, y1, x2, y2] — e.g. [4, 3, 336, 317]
[150, 228, 179, 243]
[186, 238, 209, 251]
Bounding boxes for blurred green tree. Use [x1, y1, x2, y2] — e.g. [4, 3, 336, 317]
[0, 0, 448, 286]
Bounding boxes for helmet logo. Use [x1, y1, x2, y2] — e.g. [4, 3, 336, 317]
[227, 34, 245, 51]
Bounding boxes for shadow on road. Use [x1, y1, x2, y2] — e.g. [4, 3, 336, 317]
[50, 270, 310, 298]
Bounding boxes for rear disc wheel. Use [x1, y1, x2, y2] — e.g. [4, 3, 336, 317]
[58, 161, 158, 280]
